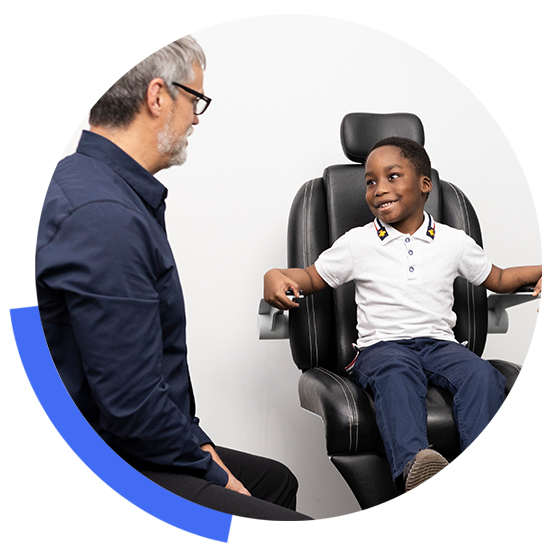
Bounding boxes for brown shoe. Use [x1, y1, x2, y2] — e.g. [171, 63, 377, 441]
[403, 449, 456, 521]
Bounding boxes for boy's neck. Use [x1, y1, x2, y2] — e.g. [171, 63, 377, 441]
[388, 212, 426, 236]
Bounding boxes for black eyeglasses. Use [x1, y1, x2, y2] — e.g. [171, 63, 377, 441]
[171, 82, 211, 115]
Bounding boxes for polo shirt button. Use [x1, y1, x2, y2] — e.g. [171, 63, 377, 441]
[408, 250, 413, 255]
[405, 237, 410, 243]
[409, 267, 414, 272]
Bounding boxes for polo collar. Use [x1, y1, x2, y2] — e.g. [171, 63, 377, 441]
[423, 213, 436, 241]
[374, 212, 436, 244]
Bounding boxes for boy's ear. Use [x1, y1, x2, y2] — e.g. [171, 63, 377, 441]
[421, 176, 433, 195]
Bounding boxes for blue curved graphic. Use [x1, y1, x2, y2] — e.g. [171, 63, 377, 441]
[10, 306, 232, 543]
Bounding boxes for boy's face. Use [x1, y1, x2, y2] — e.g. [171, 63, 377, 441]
[364, 145, 432, 234]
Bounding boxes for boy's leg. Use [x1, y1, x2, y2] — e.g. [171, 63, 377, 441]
[418, 339, 506, 451]
[352, 340, 455, 521]
[351, 341, 429, 483]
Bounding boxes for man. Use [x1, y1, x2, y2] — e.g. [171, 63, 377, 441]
[36, 36, 310, 521]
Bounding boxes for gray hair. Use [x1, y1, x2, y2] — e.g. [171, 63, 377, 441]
[89, 35, 206, 129]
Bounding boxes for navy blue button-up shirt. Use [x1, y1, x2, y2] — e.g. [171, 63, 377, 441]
[36, 130, 228, 486]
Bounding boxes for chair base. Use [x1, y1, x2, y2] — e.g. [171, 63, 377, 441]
[330, 445, 542, 521]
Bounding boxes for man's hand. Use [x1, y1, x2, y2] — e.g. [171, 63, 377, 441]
[201, 444, 251, 496]
[224, 472, 251, 496]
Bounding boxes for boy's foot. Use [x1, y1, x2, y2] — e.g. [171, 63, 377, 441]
[453, 482, 512, 521]
[403, 449, 456, 521]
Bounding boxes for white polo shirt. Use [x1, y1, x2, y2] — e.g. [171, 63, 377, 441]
[314, 212, 492, 348]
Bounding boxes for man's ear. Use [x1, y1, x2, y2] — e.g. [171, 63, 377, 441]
[145, 78, 169, 118]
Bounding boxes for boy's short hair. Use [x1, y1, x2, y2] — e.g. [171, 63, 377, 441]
[368, 137, 431, 178]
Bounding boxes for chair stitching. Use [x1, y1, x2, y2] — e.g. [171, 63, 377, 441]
[448, 182, 477, 351]
[306, 181, 320, 368]
[302, 181, 315, 368]
[320, 368, 359, 452]
[318, 368, 359, 453]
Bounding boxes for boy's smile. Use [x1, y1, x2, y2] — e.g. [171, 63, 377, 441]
[365, 145, 432, 235]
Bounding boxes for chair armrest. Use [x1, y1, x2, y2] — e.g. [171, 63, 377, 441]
[487, 285, 540, 334]
[298, 368, 379, 455]
[258, 299, 289, 339]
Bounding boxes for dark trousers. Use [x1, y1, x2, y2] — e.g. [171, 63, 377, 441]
[351, 338, 507, 482]
[138, 447, 312, 520]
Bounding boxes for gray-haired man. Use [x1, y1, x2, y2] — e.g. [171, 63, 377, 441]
[35, 16, 311, 521]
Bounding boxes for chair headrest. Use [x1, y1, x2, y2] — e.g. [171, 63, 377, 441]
[340, 113, 425, 163]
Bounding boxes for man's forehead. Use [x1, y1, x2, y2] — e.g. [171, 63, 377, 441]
[190, 62, 204, 89]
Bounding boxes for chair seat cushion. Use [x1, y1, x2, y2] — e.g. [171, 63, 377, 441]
[299, 359, 520, 458]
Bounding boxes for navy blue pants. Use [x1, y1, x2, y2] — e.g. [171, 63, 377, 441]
[351, 338, 506, 482]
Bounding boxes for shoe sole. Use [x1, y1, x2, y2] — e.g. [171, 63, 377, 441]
[466, 499, 512, 521]
[405, 449, 456, 521]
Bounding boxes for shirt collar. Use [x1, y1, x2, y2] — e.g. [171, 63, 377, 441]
[76, 130, 168, 209]
[374, 212, 436, 245]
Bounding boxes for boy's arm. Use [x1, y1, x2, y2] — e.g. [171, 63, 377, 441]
[482, 264, 542, 296]
[263, 265, 328, 310]
[533, 277, 542, 321]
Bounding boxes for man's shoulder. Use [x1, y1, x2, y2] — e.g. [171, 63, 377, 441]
[51, 151, 124, 208]
[38, 153, 147, 250]
[44, 151, 144, 223]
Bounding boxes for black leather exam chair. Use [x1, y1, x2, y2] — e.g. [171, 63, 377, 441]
[260, 112, 537, 509]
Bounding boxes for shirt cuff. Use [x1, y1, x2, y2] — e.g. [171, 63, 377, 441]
[472, 258, 493, 287]
[314, 259, 338, 288]
[202, 458, 229, 487]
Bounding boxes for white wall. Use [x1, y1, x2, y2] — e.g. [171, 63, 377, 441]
[62, 15, 541, 520]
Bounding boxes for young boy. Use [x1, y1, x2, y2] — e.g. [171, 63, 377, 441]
[263, 137, 542, 492]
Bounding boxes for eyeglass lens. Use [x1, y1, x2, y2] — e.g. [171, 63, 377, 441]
[194, 98, 207, 115]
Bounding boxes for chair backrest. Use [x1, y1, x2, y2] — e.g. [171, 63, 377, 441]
[287, 113, 488, 373]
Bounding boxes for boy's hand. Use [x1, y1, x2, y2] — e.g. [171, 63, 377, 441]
[533, 277, 542, 315]
[263, 269, 301, 310]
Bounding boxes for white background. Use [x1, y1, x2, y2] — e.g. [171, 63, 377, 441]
[1, 1, 547, 548]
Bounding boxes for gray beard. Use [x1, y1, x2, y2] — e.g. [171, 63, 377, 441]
[157, 116, 192, 168]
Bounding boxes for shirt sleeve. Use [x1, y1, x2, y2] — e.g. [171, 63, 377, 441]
[37, 197, 228, 487]
[457, 232, 492, 286]
[314, 232, 355, 288]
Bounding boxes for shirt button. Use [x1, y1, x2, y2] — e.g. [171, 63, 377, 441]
[409, 267, 414, 272]
[408, 250, 414, 255]
[405, 237, 410, 243]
